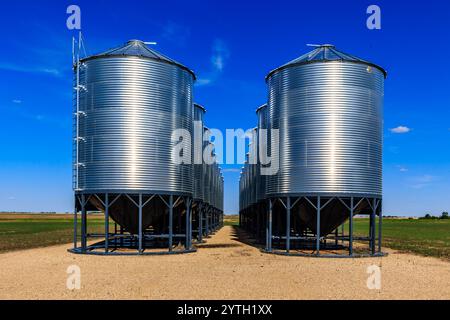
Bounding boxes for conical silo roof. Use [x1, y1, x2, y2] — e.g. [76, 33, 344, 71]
[81, 39, 196, 79]
[266, 44, 386, 80]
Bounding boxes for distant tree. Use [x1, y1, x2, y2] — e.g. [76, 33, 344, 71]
[440, 212, 449, 220]
[423, 213, 432, 219]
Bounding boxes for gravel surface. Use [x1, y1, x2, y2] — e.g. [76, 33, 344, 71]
[0, 226, 449, 300]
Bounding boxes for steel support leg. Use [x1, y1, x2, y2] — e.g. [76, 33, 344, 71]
[265, 208, 269, 250]
[267, 199, 273, 252]
[335, 227, 338, 246]
[138, 194, 143, 254]
[189, 200, 193, 247]
[378, 201, 382, 253]
[349, 197, 354, 256]
[120, 225, 124, 247]
[185, 198, 192, 250]
[371, 198, 376, 255]
[81, 194, 87, 251]
[198, 203, 203, 242]
[286, 197, 291, 253]
[105, 193, 109, 253]
[73, 198, 78, 249]
[316, 196, 321, 255]
[256, 204, 260, 240]
[205, 208, 209, 236]
[169, 195, 173, 252]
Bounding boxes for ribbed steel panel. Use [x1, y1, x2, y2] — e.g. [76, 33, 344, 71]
[249, 128, 258, 206]
[193, 104, 206, 200]
[215, 165, 219, 208]
[244, 154, 250, 207]
[266, 61, 384, 196]
[76, 55, 195, 194]
[256, 105, 268, 202]
[203, 127, 212, 205]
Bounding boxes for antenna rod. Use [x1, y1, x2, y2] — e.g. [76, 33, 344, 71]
[72, 36, 75, 66]
[75, 31, 81, 191]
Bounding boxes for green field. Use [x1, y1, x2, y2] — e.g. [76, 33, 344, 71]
[223, 215, 239, 226]
[348, 218, 450, 260]
[1, 214, 450, 260]
[0, 214, 107, 253]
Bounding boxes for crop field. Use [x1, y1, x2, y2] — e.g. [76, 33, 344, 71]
[223, 215, 239, 226]
[1, 214, 449, 260]
[349, 218, 450, 260]
[0, 214, 106, 253]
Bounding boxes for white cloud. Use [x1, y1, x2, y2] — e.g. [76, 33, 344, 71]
[409, 174, 436, 189]
[390, 126, 411, 134]
[415, 175, 435, 183]
[161, 21, 190, 46]
[196, 39, 230, 87]
[212, 56, 224, 71]
[211, 39, 230, 72]
[12, 99, 22, 104]
[0, 63, 61, 77]
[397, 165, 408, 172]
[41, 68, 61, 76]
[196, 78, 212, 86]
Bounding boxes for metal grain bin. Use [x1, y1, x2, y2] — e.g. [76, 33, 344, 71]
[74, 40, 195, 232]
[193, 104, 206, 201]
[256, 104, 268, 202]
[266, 44, 386, 234]
[249, 128, 258, 206]
[219, 175, 224, 212]
[76, 40, 195, 193]
[203, 127, 213, 205]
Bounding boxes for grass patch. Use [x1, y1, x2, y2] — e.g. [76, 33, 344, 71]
[348, 218, 450, 260]
[0, 214, 107, 253]
[224, 215, 239, 226]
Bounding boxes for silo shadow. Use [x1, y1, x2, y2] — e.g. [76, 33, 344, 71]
[229, 225, 265, 250]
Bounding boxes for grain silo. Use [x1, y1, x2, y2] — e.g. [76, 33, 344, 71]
[256, 105, 268, 203]
[193, 104, 206, 242]
[239, 109, 268, 242]
[196, 126, 223, 238]
[241, 44, 386, 257]
[71, 40, 199, 255]
[255, 105, 269, 240]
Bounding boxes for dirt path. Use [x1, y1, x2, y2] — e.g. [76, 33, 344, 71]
[0, 226, 449, 299]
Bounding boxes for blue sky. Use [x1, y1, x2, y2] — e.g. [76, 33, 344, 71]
[0, 0, 449, 216]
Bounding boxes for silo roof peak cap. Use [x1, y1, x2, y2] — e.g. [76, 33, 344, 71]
[194, 103, 207, 112]
[256, 103, 267, 113]
[266, 44, 387, 80]
[80, 39, 196, 80]
[307, 43, 335, 48]
[127, 39, 145, 45]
